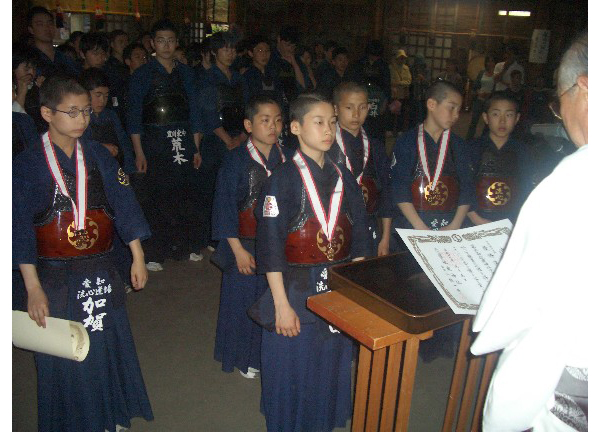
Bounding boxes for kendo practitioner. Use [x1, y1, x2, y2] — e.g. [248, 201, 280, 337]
[197, 31, 249, 250]
[347, 40, 391, 143]
[316, 47, 350, 100]
[243, 35, 285, 108]
[390, 80, 475, 362]
[467, 92, 535, 226]
[104, 30, 131, 126]
[249, 93, 369, 432]
[25, 6, 80, 133]
[212, 95, 292, 380]
[328, 82, 393, 257]
[13, 74, 153, 432]
[127, 19, 203, 270]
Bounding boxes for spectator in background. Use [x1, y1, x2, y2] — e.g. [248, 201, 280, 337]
[139, 31, 153, 55]
[312, 41, 325, 70]
[105, 29, 131, 126]
[123, 42, 148, 75]
[185, 42, 203, 68]
[317, 46, 350, 99]
[466, 55, 496, 140]
[56, 43, 79, 65]
[314, 40, 338, 85]
[408, 54, 430, 128]
[194, 38, 213, 84]
[243, 35, 284, 107]
[493, 44, 524, 92]
[66, 30, 84, 60]
[297, 45, 317, 90]
[232, 38, 252, 75]
[436, 58, 463, 91]
[80, 32, 109, 70]
[389, 49, 412, 133]
[174, 46, 188, 65]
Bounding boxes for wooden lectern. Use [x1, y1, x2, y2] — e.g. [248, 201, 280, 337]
[307, 253, 498, 432]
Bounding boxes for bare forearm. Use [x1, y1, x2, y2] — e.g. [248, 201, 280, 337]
[450, 204, 470, 228]
[130, 134, 144, 158]
[398, 203, 429, 230]
[19, 263, 42, 293]
[128, 238, 145, 262]
[193, 132, 202, 153]
[266, 272, 289, 308]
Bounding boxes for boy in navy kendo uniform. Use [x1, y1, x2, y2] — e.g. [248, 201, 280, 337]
[197, 31, 249, 249]
[127, 19, 203, 271]
[327, 81, 394, 257]
[243, 35, 285, 108]
[250, 93, 369, 432]
[13, 74, 153, 432]
[211, 94, 292, 379]
[390, 80, 475, 361]
[467, 92, 535, 226]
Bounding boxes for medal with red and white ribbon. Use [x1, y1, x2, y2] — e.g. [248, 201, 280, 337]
[335, 123, 370, 185]
[417, 123, 450, 192]
[246, 138, 285, 177]
[42, 132, 89, 249]
[293, 152, 344, 260]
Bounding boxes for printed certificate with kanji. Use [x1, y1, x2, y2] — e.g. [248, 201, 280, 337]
[396, 219, 513, 315]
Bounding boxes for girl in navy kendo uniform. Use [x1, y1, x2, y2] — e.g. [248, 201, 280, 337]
[250, 93, 369, 432]
[211, 95, 292, 379]
[13, 75, 153, 432]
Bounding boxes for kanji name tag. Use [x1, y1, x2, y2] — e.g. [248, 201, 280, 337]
[263, 195, 279, 217]
[396, 219, 513, 315]
[12, 310, 90, 362]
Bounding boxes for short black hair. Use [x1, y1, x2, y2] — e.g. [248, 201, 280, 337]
[247, 35, 270, 52]
[210, 32, 236, 53]
[109, 29, 128, 42]
[56, 43, 78, 61]
[80, 32, 109, 55]
[278, 26, 299, 45]
[39, 74, 89, 109]
[123, 42, 147, 62]
[324, 40, 338, 52]
[425, 80, 462, 104]
[332, 82, 368, 105]
[510, 69, 523, 78]
[245, 93, 281, 121]
[290, 92, 332, 124]
[12, 43, 38, 72]
[365, 40, 384, 57]
[332, 47, 349, 60]
[150, 19, 178, 39]
[296, 44, 310, 57]
[68, 31, 84, 45]
[483, 91, 520, 113]
[27, 6, 53, 27]
[80, 67, 110, 91]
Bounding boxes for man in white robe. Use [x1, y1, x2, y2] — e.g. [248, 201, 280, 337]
[470, 32, 590, 432]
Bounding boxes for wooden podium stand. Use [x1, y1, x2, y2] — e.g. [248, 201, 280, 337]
[307, 253, 498, 432]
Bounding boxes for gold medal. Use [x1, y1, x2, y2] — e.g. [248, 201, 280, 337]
[317, 226, 345, 261]
[424, 181, 449, 206]
[67, 217, 99, 250]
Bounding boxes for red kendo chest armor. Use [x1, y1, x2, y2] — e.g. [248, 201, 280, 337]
[238, 161, 269, 239]
[285, 187, 352, 265]
[475, 147, 518, 212]
[34, 166, 115, 259]
[411, 144, 459, 212]
[329, 143, 380, 215]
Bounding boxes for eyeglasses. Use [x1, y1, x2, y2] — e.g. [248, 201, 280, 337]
[548, 83, 577, 121]
[155, 38, 177, 46]
[53, 107, 93, 118]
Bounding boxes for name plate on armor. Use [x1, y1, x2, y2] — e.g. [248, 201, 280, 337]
[411, 175, 459, 212]
[285, 216, 352, 265]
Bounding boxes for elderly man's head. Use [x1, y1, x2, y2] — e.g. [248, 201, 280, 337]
[557, 32, 587, 147]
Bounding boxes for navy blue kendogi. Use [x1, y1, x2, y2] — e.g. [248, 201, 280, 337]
[243, 65, 285, 109]
[468, 132, 535, 224]
[13, 138, 153, 432]
[127, 56, 202, 262]
[251, 151, 369, 432]
[328, 126, 393, 256]
[390, 124, 475, 246]
[212, 140, 292, 375]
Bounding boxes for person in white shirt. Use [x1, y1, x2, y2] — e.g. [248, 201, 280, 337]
[493, 44, 524, 92]
[471, 32, 588, 432]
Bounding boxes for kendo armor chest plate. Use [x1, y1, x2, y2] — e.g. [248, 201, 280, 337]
[34, 167, 115, 259]
[216, 82, 245, 133]
[411, 145, 459, 212]
[238, 161, 269, 239]
[142, 68, 190, 125]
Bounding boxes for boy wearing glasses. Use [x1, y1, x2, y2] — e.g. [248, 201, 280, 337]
[13, 74, 153, 432]
[127, 19, 203, 271]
